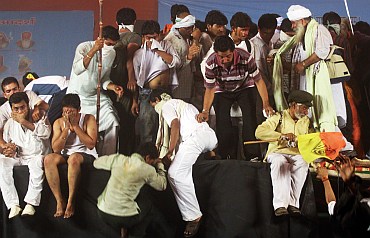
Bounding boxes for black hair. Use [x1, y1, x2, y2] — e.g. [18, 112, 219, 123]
[195, 20, 207, 32]
[332, 176, 370, 236]
[0, 97, 7, 106]
[280, 18, 293, 33]
[141, 20, 161, 35]
[102, 25, 120, 41]
[116, 8, 137, 25]
[9, 92, 29, 108]
[137, 142, 159, 160]
[258, 14, 277, 30]
[205, 10, 228, 26]
[1, 77, 19, 92]
[22, 72, 39, 87]
[248, 22, 258, 39]
[62, 94, 81, 110]
[230, 12, 252, 29]
[214, 35, 235, 52]
[323, 11, 341, 26]
[149, 88, 170, 103]
[354, 21, 370, 35]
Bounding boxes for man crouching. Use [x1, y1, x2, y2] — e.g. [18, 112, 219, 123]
[0, 92, 51, 219]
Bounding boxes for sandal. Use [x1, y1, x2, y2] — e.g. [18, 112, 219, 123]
[184, 217, 202, 237]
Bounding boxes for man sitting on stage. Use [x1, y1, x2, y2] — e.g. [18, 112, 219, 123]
[255, 90, 313, 216]
[0, 92, 51, 219]
[44, 94, 98, 218]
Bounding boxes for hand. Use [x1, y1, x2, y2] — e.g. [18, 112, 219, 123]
[279, 133, 296, 142]
[11, 111, 27, 124]
[68, 111, 79, 129]
[266, 55, 274, 66]
[196, 112, 209, 123]
[263, 104, 275, 117]
[162, 151, 173, 168]
[294, 62, 306, 74]
[316, 166, 329, 180]
[92, 37, 104, 52]
[2, 143, 17, 157]
[187, 43, 200, 60]
[335, 154, 355, 182]
[108, 84, 124, 99]
[31, 106, 45, 122]
[126, 79, 137, 92]
[62, 112, 71, 131]
[131, 100, 139, 116]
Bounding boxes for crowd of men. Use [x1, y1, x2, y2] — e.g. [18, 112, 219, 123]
[1, 3, 370, 238]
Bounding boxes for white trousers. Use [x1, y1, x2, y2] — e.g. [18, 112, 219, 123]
[267, 153, 308, 210]
[0, 156, 44, 209]
[168, 126, 217, 221]
[98, 126, 119, 156]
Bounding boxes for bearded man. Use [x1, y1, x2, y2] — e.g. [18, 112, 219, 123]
[255, 90, 314, 216]
[273, 5, 337, 132]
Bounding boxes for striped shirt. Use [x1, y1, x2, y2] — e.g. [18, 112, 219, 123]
[204, 48, 261, 93]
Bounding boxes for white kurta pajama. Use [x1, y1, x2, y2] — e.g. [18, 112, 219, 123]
[161, 99, 217, 221]
[0, 117, 51, 209]
[67, 41, 119, 155]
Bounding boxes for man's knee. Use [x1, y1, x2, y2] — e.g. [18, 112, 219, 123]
[44, 153, 64, 169]
[269, 154, 289, 167]
[67, 153, 84, 167]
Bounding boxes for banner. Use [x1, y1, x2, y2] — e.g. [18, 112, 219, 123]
[0, 11, 93, 96]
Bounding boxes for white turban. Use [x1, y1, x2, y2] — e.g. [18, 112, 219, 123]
[173, 14, 196, 29]
[287, 5, 312, 21]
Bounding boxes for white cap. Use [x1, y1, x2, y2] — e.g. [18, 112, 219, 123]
[287, 5, 312, 21]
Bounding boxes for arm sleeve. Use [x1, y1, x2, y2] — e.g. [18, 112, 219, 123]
[328, 201, 336, 216]
[33, 118, 51, 139]
[315, 25, 333, 59]
[101, 49, 116, 90]
[161, 102, 179, 127]
[163, 41, 181, 68]
[72, 42, 92, 75]
[145, 162, 167, 191]
[26, 91, 43, 108]
[93, 154, 120, 171]
[255, 113, 282, 141]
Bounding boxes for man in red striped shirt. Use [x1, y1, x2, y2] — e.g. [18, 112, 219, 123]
[197, 35, 274, 160]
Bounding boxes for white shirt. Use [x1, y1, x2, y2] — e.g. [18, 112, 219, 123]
[24, 75, 69, 103]
[162, 99, 209, 141]
[0, 90, 42, 129]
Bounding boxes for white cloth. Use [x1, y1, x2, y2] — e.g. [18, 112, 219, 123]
[0, 117, 51, 209]
[133, 39, 180, 89]
[267, 153, 308, 210]
[118, 24, 134, 33]
[164, 30, 194, 99]
[161, 99, 217, 221]
[24, 75, 69, 103]
[67, 41, 119, 133]
[0, 90, 42, 129]
[172, 15, 195, 29]
[62, 113, 98, 158]
[331, 83, 347, 128]
[287, 5, 312, 21]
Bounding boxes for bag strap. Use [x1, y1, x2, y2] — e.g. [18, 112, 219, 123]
[326, 45, 344, 60]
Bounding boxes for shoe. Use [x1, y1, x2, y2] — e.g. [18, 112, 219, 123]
[287, 205, 301, 216]
[21, 204, 36, 216]
[8, 205, 22, 219]
[274, 207, 289, 217]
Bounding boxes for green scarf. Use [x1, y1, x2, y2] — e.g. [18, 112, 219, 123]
[273, 19, 337, 132]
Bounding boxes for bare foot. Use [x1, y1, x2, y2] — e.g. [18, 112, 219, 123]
[54, 200, 66, 218]
[64, 202, 74, 219]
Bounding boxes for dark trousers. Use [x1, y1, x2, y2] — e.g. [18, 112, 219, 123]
[214, 87, 260, 160]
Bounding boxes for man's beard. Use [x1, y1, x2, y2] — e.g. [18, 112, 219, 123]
[294, 23, 306, 44]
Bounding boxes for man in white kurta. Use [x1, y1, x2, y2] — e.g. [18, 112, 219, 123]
[67, 26, 123, 155]
[0, 92, 51, 219]
[149, 90, 217, 237]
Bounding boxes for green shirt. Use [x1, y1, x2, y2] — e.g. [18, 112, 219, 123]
[94, 153, 167, 217]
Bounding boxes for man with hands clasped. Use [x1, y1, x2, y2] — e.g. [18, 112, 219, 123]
[44, 94, 98, 219]
[0, 92, 51, 219]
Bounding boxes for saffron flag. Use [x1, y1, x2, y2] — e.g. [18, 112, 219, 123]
[298, 132, 346, 163]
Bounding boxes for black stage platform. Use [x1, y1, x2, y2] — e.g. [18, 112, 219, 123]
[0, 159, 326, 238]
